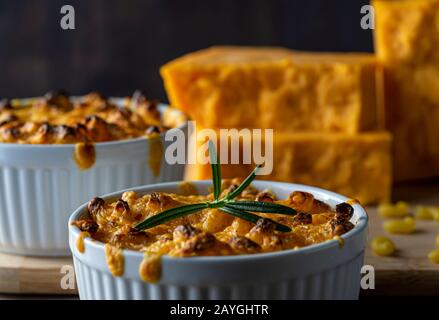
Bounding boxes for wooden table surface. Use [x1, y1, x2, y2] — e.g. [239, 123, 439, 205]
[362, 180, 439, 296]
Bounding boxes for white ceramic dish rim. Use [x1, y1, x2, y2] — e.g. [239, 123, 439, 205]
[0, 97, 187, 148]
[68, 180, 368, 263]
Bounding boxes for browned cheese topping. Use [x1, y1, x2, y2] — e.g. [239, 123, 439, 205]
[0, 91, 183, 144]
[72, 179, 355, 257]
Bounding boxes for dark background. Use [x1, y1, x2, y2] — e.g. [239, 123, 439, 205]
[0, 0, 373, 101]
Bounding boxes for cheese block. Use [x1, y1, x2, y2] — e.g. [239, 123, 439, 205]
[161, 46, 383, 133]
[185, 130, 392, 205]
[374, 0, 439, 181]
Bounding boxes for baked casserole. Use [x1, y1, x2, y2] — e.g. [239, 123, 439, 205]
[0, 91, 180, 144]
[72, 179, 356, 282]
[0, 91, 188, 256]
[69, 179, 368, 299]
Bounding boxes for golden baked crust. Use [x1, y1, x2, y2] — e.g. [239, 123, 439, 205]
[0, 91, 184, 144]
[72, 179, 355, 257]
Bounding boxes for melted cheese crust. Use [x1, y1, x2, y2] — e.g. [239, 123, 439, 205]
[0, 92, 184, 144]
[73, 179, 355, 257]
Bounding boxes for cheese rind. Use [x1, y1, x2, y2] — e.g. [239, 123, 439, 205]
[374, 0, 439, 180]
[185, 131, 392, 205]
[161, 46, 382, 133]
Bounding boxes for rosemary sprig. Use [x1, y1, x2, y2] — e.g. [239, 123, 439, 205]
[219, 206, 291, 232]
[135, 141, 297, 232]
[224, 201, 297, 215]
[134, 203, 208, 230]
[209, 141, 222, 201]
[225, 164, 261, 201]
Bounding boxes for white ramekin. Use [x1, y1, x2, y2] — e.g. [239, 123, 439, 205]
[0, 104, 187, 256]
[69, 180, 368, 300]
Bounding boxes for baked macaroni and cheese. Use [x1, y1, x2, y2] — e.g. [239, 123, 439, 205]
[0, 90, 181, 144]
[72, 179, 355, 281]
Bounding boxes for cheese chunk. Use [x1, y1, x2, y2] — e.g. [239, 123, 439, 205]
[374, 0, 439, 180]
[185, 131, 392, 205]
[161, 46, 382, 133]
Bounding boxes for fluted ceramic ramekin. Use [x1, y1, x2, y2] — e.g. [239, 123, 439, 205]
[69, 181, 368, 300]
[0, 103, 187, 256]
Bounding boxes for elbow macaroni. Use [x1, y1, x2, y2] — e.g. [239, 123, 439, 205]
[430, 207, 439, 221]
[427, 234, 439, 265]
[377, 202, 439, 264]
[415, 206, 439, 220]
[383, 217, 416, 234]
[378, 202, 409, 218]
[415, 206, 434, 220]
[428, 249, 439, 264]
[371, 236, 396, 256]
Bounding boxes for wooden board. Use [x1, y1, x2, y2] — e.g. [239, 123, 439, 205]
[0, 254, 77, 295]
[363, 181, 439, 296]
[0, 182, 438, 296]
